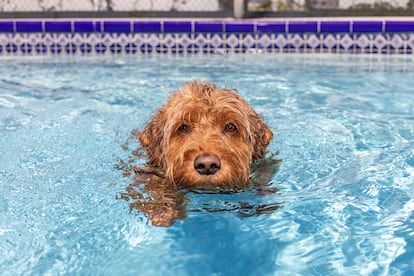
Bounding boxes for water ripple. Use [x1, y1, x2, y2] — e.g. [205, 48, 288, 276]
[0, 54, 414, 275]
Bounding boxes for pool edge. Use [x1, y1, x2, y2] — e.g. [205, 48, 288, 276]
[1, 17, 413, 55]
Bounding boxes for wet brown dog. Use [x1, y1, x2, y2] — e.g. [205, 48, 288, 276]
[139, 81, 273, 189]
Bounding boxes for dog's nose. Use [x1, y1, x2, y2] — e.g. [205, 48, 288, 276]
[194, 153, 221, 175]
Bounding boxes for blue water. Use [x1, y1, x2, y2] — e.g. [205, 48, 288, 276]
[0, 54, 413, 275]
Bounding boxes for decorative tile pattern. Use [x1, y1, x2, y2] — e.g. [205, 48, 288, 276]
[1, 19, 414, 55]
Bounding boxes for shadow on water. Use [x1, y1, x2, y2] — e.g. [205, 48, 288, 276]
[115, 131, 283, 227]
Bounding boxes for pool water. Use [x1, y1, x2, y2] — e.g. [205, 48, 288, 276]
[0, 54, 413, 275]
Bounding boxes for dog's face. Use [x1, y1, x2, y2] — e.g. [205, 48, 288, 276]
[139, 81, 273, 189]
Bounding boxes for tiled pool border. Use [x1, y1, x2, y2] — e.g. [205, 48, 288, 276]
[1, 18, 414, 55]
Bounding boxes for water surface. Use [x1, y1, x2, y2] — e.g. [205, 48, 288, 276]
[0, 54, 413, 275]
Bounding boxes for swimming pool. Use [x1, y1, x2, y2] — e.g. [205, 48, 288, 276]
[0, 54, 413, 275]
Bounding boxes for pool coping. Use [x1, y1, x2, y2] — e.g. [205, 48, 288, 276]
[1, 17, 414, 55]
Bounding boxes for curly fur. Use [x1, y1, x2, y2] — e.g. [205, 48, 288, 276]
[139, 81, 273, 189]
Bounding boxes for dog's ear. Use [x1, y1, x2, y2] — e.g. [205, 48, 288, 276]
[139, 110, 166, 168]
[250, 115, 273, 160]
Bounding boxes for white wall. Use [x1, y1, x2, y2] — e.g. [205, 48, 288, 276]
[0, 0, 221, 12]
[0, 0, 410, 12]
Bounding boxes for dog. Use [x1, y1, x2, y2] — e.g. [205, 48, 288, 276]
[138, 81, 273, 189]
[120, 81, 278, 226]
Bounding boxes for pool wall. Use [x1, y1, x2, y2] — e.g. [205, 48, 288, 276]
[1, 18, 414, 55]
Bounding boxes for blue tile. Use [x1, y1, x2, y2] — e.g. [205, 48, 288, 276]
[21, 43, 33, 53]
[353, 21, 383, 33]
[65, 43, 77, 54]
[164, 21, 192, 33]
[103, 21, 131, 33]
[320, 21, 350, 33]
[134, 21, 161, 33]
[125, 44, 138, 54]
[45, 21, 72, 32]
[74, 21, 95, 32]
[0, 21, 14, 32]
[35, 44, 47, 54]
[95, 43, 107, 54]
[95, 21, 103, 32]
[16, 21, 43, 33]
[257, 22, 285, 33]
[79, 44, 93, 53]
[225, 22, 254, 33]
[6, 43, 18, 53]
[110, 43, 123, 53]
[288, 22, 318, 33]
[385, 21, 414, 32]
[50, 43, 63, 54]
[194, 22, 223, 33]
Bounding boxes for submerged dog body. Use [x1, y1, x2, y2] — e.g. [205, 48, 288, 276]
[139, 81, 273, 189]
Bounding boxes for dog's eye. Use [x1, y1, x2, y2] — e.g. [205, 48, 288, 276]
[178, 124, 191, 134]
[224, 123, 237, 134]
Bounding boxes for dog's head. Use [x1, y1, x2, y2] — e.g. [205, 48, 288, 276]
[139, 81, 273, 189]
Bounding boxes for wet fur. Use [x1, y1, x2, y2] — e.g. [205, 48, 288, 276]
[139, 81, 273, 189]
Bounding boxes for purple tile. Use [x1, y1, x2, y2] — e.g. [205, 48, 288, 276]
[103, 21, 131, 33]
[164, 21, 192, 33]
[16, 21, 43, 33]
[353, 21, 383, 33]
[45, 21, 72, 32]
[95, 21, 103, 32]
[320, 21, 350, 33]
[74, 21, 95, 32]
[0, 21, 14, 32]
[257, 22, 285, 33]
[385, 21, 414, 32]
[134, 21, 161, 33]
[194, 22, 223, 33]
[225, 22, 254, 33]
[288, 22, 318, 33]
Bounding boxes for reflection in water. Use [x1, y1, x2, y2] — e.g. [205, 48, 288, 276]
[118, 166, 187, 227]
[117, 156, 282, 227]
